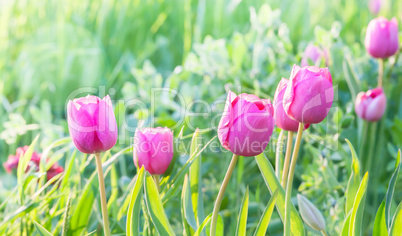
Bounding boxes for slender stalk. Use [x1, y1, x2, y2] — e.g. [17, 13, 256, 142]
[366, 123, 377, 174]
[284, 123, 304, 236]
[281, 131, 294, 188]
[95, 153, 111, 236]
[378, 58, 384, 87]
[321, 230, 328, 236]
[210, 154, 239, 236]
[153, 175, 161, 192]
[358, 121, 368, 161]
[275, 130, 285, 178]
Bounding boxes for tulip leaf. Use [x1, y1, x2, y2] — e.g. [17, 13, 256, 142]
[253, 190, 278, 236]
[189, 128, 206, 232]
[348, 172, 369, 236]
[373, 201, 388, 236]
[34, 221, 53, 236]
[193, 214, 212, 236]
[70, 173, 97, 235]
[18, 135, 40, 202]
[345, 139, 361, 214]
[182, 175, 197, 230]
[254, 153, 305, 236]
[144, 172, 175, 236]
[385, 150, 401, 228]
[60, 150, 77, 191]
[390, 201, 402, 235]
[341, 212, 351, 236]
[127, 166, 145, 236]
[236, 187, 249, 236]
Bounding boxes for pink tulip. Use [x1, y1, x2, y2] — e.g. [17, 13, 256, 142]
[218, 92, 275, 157]
[283, 65, 333, 124]
[67, 95, 118, 154]
[3, 146, 64, 182]
[365, 17, 399, 58]
[274, 78, 309, 132]
[301, 44, 328, 67]
[355, 87, 386, 122]
[133, 127, 174, 175]
[368, 0, 381, 15]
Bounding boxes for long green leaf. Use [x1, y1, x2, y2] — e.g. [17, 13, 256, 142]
[182, 175, 197, 230]
[373, 201, 388, 236]
[390, 201, 402, 235]
[236, 187, 249, 236]
[144, 172, 175, 236]
[385, 150, 401, 227]
[190, 128, 206, 230]
[34, 221, 53, 236]
[341, 212, 351, 236]
[254, 153, 305, 236]
[349, 172, 369, 236]
[18, 135, 40, 202]
[127, 166, 145, 236]
[253, 190, 278, 236]
[69, 174, 97, 235]
[193, 214, 212, 236]
[345, 139, 361, 214]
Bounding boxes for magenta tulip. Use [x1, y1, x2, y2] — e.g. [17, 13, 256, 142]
[355, 87, 386, 122]
[274, 78, 309, 132]
[365, 17, 399, 58]
[301, 44, 328, 67]
[133, 127, 174, 175]
[283, 65, 333, 124]
[218, 92, 275, 157]
[67, 95, 118, 154]
[368, 0, 381, 15]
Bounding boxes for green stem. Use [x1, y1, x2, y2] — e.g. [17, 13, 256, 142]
[153, 175, 161, 192]
[366, 123, 377, 174]
[321, 230, 329, 236]
[210, 154, 239, 236]
[284, 123, 304, 236]
[378, 58, 384, 87]
[358, 121, 368, 161]
[275, 130, 285, 178]
[281, 131, 294, 188]
[95, 153, 111, 236]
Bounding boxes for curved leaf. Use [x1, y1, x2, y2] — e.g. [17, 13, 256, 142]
[385, 150, 401, 227]
[390, 201, 402, 235]
[345, 139, 361, 214]
[254, 153, 305, 236]
[193, 214, 212, 236]
[253, 190, 278, 236]
[236, 187, 249, 236]
[144, 172, 175, 236]
[349, 172, 369, 236]
[181, 174, 197, 233]
[34, 221, 53, 236]
[373, 201, 388, 236]
[127, 167, 145, 236]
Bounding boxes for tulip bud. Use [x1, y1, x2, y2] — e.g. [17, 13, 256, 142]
[283, 65, 334, 124]
[365, 17, 399, 59]
[355, 87, 386, 122]
[301, 44, 328, 68]
[297, 194, 326, 232]
[218, 92, 275, 157]
[368, 0, 381, 15]
[67, 95, 118, 154]
[274, 78, 309, 132]
[133, 127, 174, 175]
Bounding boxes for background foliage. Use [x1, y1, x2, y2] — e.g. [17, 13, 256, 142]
[1, 0, 402, 235]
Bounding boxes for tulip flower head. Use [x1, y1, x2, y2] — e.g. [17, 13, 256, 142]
[274, 78, 310, 132]
[67, 95, 118, 154]
[301, 44, 328, 67]
[365, 17, 399, 58]
[368, 0, 381, 15]
[218, 92, 275, 157]
[355, 87, 386, 122]
[283, 65, 334, 124]
[133, 127, 174, 175]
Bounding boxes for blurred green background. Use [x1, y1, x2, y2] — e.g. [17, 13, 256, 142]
[1, 0, 402, 235]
